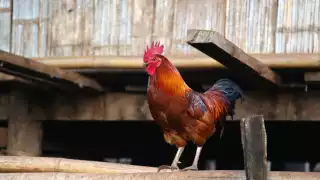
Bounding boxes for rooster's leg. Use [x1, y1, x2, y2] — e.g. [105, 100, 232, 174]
[181, 146, 202, 171]
[157, 146, 185, 172]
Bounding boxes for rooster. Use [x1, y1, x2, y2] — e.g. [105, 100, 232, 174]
[144, 41, 244, 172]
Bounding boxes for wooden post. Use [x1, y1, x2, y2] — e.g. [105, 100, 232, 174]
[240, 115, 267, 180]
[6, 90, 43, 156]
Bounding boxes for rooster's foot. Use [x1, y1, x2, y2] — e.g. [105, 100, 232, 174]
[181, 165, 198, 171]
[157, 165, 179, 172]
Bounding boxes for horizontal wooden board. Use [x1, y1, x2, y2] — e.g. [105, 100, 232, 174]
[27, 53, 320, 69]
[187, 29, 282, 86]
[0, 90, 317, 121]
[0, 170, 319, 180]
[0, 50, 103, 92]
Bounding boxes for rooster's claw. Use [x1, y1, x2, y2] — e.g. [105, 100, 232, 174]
[181, 165, 198, 171]
[157, 165, 179, 172]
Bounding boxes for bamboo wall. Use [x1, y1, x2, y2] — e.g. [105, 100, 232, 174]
[0, 0, 320, 58]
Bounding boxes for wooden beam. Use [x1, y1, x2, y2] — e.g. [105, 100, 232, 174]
[0, 73, 54, 91]
[0, 171, 319, 180]
[0, 90, 319, 121]
[0, 156, 157, 173]
[27, 54, 320, 69]
[241, 115, 267, 180]
[0, 50, 103, 92]
[6, 90, 43, 156]
[10, 90, 320, 121]
[186, 29, 282, 86]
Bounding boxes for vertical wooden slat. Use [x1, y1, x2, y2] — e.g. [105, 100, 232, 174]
[92, 0, 132, 56]
[49, 0, 95, 56]
[92, 0, 114, 55]
[131, 0, 154, 56]
[11, 0, 39, 57]
[170, 0, 187, 56]
[276, 0, 320, 53]
[270, 0, 278, 53]
[0, 0, 11, 52]
[118, 0, 133, 56]
[226, 0, 278, 53]
[225, 0, 247, 52]
[171, 0, 226, 56]
[152, 0, 175, 55]
[76, 0, 94, 56]
[38, 0, 49, 57]
[6, 0, 320, 58]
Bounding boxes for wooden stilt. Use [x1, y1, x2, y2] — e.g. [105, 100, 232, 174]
[6, 90, 43, 156]
[240, 115, 267, 180]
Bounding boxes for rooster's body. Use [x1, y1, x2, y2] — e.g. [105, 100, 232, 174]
[143, 42, 244, 171]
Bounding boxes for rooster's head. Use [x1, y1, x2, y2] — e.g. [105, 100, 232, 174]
[143, 41, 164, 76]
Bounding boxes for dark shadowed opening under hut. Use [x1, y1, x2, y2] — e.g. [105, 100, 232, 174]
[0, 120, 315, 172]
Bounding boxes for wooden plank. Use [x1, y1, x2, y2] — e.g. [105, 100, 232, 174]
[0, 156, 157, 173]
[0, 171, 319, 180]
[0, 73, 53, 90]
[241, 115, 267, 180]
[27, 53, 320, 69]
[0, 50, 103, 92]
[0, 90, 315, 121]
[186, 29, 282, 86]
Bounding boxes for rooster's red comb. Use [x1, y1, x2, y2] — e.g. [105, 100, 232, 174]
[143, 41, 164, 63]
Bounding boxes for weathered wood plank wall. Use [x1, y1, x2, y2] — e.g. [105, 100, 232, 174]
[1, 0, 320, 57]
[0, 0, 11, 52]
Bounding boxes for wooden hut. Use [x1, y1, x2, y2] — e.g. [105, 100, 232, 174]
[0, 0, 320, 178]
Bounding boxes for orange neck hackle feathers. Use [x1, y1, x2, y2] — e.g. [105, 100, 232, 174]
[144, 41, 190, 96]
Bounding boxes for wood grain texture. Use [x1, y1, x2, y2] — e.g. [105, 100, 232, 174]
[241, 115, 267, 180]
[131, 0, 154, 56]
[28, 53, 320, 69]
[0, 171, 319, 180]
[2, 0, 320, 56]
[0, 50, 103, 92]
[4, 90, 317, 121]
[170, 0, 227, 56]
[0, 0, 11, 52]
[187, 29, 282, 85]
[276, 0, 320, 53]
[225, 0, 278, 53]
[6, 91, 43, 156]
[0, 156, 157, 173]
